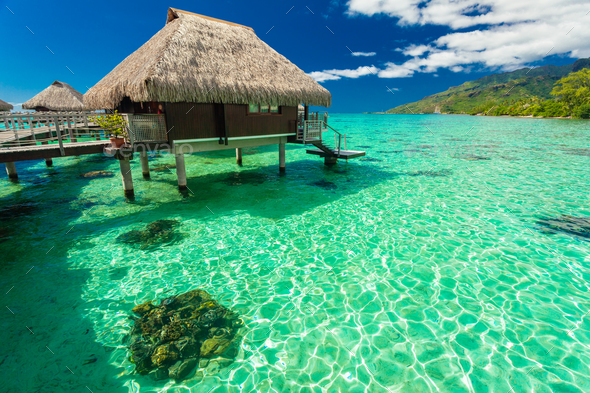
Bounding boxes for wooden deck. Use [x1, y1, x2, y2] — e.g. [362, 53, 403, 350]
[0, 140, 110, 163]
[305, 148, 366, 159]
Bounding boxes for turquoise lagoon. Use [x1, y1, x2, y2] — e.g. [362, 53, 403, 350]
[1, 114, 589, 392]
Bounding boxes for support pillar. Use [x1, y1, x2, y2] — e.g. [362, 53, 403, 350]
[139, 150, 150, 179]
[279, 143, 286, 173]
[5, 162, 17, 180]
[118, 157, 134, 198]
[42, 141, 53, 167]
[175, 153, 187, 190]
[324, 156, 338, 166]
[236, 148, 242, 165]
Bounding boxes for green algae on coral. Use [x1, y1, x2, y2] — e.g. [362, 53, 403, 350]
[79, 171, 114, 178]
[117, 219, 185, 249]
[536, 215, 590, 240]
[127, 289, 243, 381]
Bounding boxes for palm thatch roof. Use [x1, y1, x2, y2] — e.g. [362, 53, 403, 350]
[0, 99, 13, 111]
[85, 8, 331, 109]
[22, 81, 85, 111]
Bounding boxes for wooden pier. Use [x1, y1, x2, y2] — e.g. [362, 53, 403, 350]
[0, 112, 111, 174]
[1, 110, 366, 197]
[0, 140, 109, 164]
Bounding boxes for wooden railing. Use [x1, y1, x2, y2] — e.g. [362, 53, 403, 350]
[297, 111, 328, 129]
[1, 112, 169, 150]
[302, 120, 323, 142]
[1, 112, 110, 155]
[301, 119, 347, 156]
[2, 112, 95, 132]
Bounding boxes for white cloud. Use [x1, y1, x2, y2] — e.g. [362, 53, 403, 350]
[340, 0, 590, 77]
[378, 62, 417, 78]
[309, 66, 379, 82]
[402, 44, 433, 57]
[351, 51, 377, 57]
[346, 0, 588, 29]
[347, 0, 423, 25]
[308, 71, 343, 83]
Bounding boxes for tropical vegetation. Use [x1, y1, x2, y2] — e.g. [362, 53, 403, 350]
[386, 58, 590, 119]
[89, 110, 128, 138]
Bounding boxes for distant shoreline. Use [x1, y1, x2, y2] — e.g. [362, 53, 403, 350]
[363, 112, 586, 119]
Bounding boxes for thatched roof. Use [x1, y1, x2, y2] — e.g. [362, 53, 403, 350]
[85, 8, 331, 109]
[0, 99, 13, 111]
[22, 81, 85, 111]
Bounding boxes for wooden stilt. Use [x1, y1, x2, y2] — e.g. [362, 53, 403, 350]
[236, 148, 242, 165]
[5, 162, 17, 180]
[175, 153, 187, 190]
[139, 150, 150, 179]
[279, 143, 286, 172]
[118, 157, 134, 198]
[54, 116, 65, 156]
[41, 141, 53, 167]
[324, 156, 338, 166]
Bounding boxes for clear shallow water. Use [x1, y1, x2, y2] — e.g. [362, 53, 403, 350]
[1, 114, 590, 393]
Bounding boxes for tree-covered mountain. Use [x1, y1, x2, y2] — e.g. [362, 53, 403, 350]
[386, 58, 590, 114]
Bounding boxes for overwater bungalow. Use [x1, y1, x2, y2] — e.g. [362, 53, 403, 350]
[85, 8, 364, 195]
[0, 99, 13, 112]
[22, 81, 85, 112]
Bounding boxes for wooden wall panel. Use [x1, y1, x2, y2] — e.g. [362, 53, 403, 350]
[164, 103, 222, 141]
[131, 103, 299, 142]
[224, 105, 297, 138]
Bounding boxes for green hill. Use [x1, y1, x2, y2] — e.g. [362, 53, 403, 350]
[386, 58, 590, 114]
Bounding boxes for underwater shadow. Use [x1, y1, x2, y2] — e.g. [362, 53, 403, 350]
[117, 158, 393, 221]
[0, 154, 129, 392]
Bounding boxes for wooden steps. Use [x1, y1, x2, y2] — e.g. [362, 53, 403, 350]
[292, 126, 366, 162]
[305, 148, 366, 159]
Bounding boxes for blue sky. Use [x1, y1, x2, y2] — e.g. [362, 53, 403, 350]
[1, 0, 587, 112]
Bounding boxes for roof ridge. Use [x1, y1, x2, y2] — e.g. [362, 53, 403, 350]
[167, 8, 254, 32]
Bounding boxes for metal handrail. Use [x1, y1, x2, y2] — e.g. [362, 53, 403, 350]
[324, 122, 344, 156]
[300, 119, 348, 155]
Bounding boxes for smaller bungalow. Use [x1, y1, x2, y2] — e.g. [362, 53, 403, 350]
[0, 99, 13, 112]
[22, 81, 85, 112]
